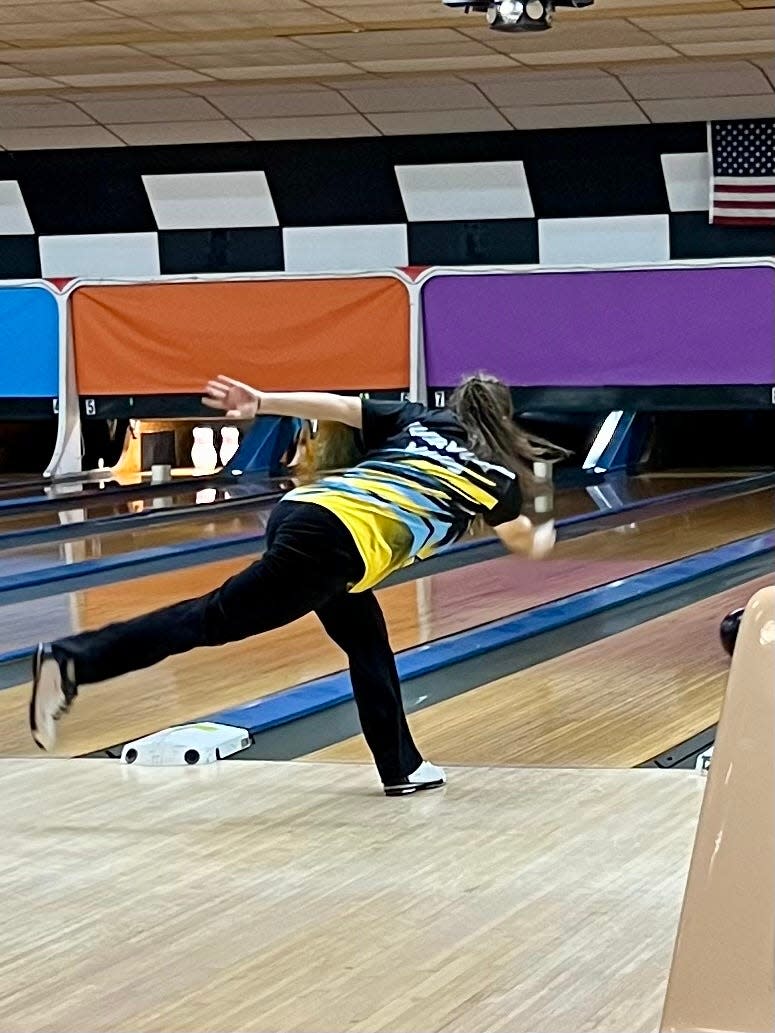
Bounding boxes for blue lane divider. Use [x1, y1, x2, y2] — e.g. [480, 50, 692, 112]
[201, 529, 774, 736]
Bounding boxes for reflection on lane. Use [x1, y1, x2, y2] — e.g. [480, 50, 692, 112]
[3, 483, 773, 585]
[0, 503, 274, 575]
[0, 478, 290, 535]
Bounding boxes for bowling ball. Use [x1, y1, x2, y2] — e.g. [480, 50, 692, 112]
[719, 608, 745, 657]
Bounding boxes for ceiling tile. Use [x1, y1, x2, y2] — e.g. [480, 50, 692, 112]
[112, 119, 250, 143]
[368, 107, 511, 132]
[328, 73, 462, 87]
[461, 18, 657, 49]
[0, 76, 61, 90]
[618, 62, 770, 96]
[0, 124, 122, 147]
[97, 0, 309, 11]
[208, 62, 357, 78]
[0, 1, 125, 22]
[0, 65, 33, 78]
[77, 95, 220, 122]
[195, 80, 331, 93]
[55, 70, 213, 86]
[338, 81, 493, 110]
[59, 87, 193, 99]
[291, 28, 463, 48]
[754, 57, 775, 86]
[355, 55, 517, 72]
[0, 0, 767, 112]
[319, 74, 381, 87]
[130, 9, 345, 29]
[0, 81, 59, 94]
[675, 39, 775, 55]
[634, 9, 773, 29]
[590, 0, 739, 8]
[478, 72, 628, 103]
[207, 89, 352, 116]
[652, 26, 775, 43]
[180, 52, 335, 69]
[134, 39, 313, 57]
[319, 2, 449, 21]
[503, 99, 647, 127]
[606, 56, 762, 75]
[0, 17, 156, 39]
[314, 41, 492, 61]
[518, 45, 680, 64]
[0, 100, 94, 126]
[0, 53, 177, 74]
[457, 65, 615, 80]
[0, 43, 154, 64]
[641, 93, 775, 120]
[238, 112, 379, 137]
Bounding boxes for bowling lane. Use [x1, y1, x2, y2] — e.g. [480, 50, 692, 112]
[0, 470, 754, 544]
[0, 487, 771, 758]
[0, 478, 285, 536]
[0, 472, 763, 581]
[0, 503, 275, 578]
[307, 574, 773, 770]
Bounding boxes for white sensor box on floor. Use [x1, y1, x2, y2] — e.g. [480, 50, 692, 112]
[120, 722, 251, 767]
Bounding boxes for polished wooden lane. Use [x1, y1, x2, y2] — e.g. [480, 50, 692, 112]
[0, 758, 704, 1033]
[0, 471, 743, 550]
[0, 484, 272, 537]
[3, 487, 772, 662]
[0, 489, 772, 759]
[0, 502, 274, 572]
[309, 574, 773, 770]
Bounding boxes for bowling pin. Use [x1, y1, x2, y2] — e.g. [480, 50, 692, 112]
[219, 426, 239, 467]
[533, 460, 554, 517]
[191, 427, 217, 472]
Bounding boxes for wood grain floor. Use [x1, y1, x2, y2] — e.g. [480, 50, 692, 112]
[0, 490, 771, 760]
[309, 574, 773, 769]
[0, 474, 729, 537]
[0, 758, 705, 1033]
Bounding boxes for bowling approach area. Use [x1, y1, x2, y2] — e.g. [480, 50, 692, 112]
[0, 590, 772, 1033]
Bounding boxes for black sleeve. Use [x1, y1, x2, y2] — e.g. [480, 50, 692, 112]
[359, 399, 428, 451]
[482, 478, 523, 527]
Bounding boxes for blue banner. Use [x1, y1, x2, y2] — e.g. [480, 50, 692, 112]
[0, 287, 59, 398]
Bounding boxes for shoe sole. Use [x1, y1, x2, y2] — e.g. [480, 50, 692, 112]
[29, 645, 66, 752]
[383, 779, 446, 797]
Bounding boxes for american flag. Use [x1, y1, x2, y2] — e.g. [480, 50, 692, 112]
[709, 119, 775, 226]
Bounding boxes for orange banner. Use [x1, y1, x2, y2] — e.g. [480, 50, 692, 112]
[72, 278, 409, 395]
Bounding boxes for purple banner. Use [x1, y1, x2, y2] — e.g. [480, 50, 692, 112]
[422, 266, 775, 386]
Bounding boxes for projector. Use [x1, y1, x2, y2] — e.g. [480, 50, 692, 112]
[442, 0, 593, 30]
[121, 722, 251, 766]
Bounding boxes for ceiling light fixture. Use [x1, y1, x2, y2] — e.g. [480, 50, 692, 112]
[443, 0, 592, 31]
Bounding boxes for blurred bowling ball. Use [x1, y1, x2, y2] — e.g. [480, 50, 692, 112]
[719, 608, 745, 657]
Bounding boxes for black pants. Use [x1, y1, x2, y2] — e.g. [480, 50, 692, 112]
[52, 502, 422, 783]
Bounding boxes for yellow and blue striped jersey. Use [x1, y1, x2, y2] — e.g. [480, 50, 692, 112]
[283, 399, 521, 592]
